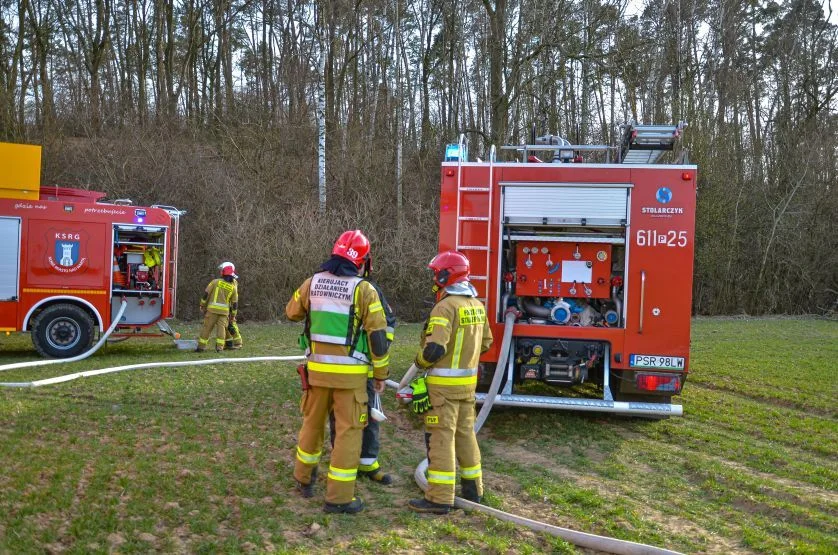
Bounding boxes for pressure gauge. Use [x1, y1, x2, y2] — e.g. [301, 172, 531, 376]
[541, 247, 549, 254]
[522, 247, 530, 254]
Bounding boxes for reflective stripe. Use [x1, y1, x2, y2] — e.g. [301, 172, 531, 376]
[308, 353, 370, 365]
[215, 338, 225, 345]
[198, 338, 209, 345]
[293, 289, 301, 301]
[310, 332, 350, 344]
[328, 465, 358, 482]
[296, 446, 322, 465]
[307, 361, 370, 375]
[428, 317, 449, 326]
[428, 368, 478, 377]
[359, 459, 379, 472]
[451, 328, 464, 368]
[460, 464, 482, 479]
[369, 302, 383, 313]
[427, 469, 456, 485]
[208, 303, 230, 313]
[427, 375, 477, 386]
[372, 355, 389, 368]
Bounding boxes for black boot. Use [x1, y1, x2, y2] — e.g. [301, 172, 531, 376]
[323, 497, 365, 514]
[460, 479, 482, 504]
[296, 467, 317, 498]
[359, 468, 393, 485]
[408, 498, 453, 515]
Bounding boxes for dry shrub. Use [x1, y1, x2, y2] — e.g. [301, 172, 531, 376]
[42, 126, 440, 322]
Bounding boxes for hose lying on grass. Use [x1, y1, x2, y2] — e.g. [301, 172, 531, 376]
[0, 301, 129, 374]
[1, 314, 681, 554]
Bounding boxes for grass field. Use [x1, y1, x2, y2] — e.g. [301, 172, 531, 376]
[0, 317, 835, 554]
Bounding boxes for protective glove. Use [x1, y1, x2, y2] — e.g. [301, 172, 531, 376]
[410, 377, 431, 414]
[227, 321, 236, 335]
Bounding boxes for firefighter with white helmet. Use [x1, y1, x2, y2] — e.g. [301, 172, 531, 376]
[408, 250, 493, 514]
[286, 230, 391, 514]
[196, 263, 239, 352]
[218, 262, 243, 350]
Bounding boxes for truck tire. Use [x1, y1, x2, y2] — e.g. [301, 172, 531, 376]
[31, 303, 95, 358]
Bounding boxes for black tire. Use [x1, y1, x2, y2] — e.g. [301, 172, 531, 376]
[31, 303, 95, 358]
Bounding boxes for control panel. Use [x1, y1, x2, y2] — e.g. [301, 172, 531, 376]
[514, 241, 612, 298]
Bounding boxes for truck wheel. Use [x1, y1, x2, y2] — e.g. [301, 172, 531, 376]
[31, 304, 95, 358]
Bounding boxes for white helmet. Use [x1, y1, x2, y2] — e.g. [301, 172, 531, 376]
[218, 261, 238, 279]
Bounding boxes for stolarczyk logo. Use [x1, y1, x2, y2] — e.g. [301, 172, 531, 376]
[656, 187, 673, 204]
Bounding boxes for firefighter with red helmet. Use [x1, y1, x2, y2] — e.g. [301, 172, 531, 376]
[408, 250, 493, 514]
[286, 230, 391, 514]
[218, 262, 243, 350]
[196, 263, 239, 352]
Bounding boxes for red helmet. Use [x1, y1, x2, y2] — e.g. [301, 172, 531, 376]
[428, 251, 470, 287]
[219, 261, 238, 278]
[332, 230, 371, 268]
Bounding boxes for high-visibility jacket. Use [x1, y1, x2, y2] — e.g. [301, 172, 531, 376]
[287, 272, 390, 389]
[201, 278, 238, 316]
[416, 288, 493, 399]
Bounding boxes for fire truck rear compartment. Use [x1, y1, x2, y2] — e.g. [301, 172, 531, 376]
[110, 224, 168, 325]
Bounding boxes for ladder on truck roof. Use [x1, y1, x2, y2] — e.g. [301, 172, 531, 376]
[453, 136, 495, 304]
[618, 121, 686, 164]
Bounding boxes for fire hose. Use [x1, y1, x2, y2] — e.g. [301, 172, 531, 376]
[0, 309, 682, 553]
[0, 300, 131, 375]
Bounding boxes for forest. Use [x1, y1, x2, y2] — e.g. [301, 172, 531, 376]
[0, 0, 835, 320]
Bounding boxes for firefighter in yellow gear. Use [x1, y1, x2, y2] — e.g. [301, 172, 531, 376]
[196, 264, 239, 352]
[218, 262, 243, 350]
[286, 230, 390, 515]
[408, 251, 493, 514]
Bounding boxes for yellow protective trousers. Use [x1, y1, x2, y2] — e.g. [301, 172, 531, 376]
[198, 312, 226, 350]
[294, 385, 368, 504]
[225, 320, 242, 347]
[423, 391, 483, 505]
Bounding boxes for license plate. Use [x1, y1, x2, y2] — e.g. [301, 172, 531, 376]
[629, 354, 685, 370]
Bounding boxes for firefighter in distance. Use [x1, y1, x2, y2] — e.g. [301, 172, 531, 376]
[196, 263, 239, 352]
[286, 230, 391, 514]
[408, 250, 493, 514]
[218, 262, 243, 350]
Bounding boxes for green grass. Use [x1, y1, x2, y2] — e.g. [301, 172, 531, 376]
[0, 317, 835, 553]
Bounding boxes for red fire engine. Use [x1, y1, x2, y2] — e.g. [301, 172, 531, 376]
[439, 123, 696, 416]
[0, 142, 183, 358]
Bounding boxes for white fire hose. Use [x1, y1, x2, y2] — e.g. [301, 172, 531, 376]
[0, 307, 681, 553]
[0, 301, 130, 374]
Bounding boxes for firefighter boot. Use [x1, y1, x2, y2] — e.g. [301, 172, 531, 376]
[408, 498, 453, 515]
[296, 467, 318, 498]
[461, 478, 482, 504]
[359, 468, 393, 485]
[323, 496, 365, 514]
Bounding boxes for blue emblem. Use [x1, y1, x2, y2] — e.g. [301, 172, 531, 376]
[656, 187, 672, 204]
[55, 241, 80, 267]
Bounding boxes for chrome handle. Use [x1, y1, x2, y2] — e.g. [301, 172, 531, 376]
[639, 270, 646, 334]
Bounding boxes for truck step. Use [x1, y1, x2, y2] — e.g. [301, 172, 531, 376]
[475, 393, 683, 417]
[457, 245, 490, 251]
[460, 187, 491, 192]
[458, 216, 490, 221]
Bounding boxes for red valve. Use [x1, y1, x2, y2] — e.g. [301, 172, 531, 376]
[611, 276, 624, 287]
